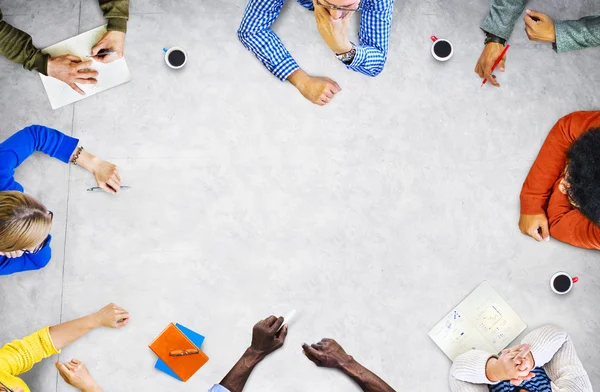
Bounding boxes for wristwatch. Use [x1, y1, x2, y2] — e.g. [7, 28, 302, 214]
[336, 46, 356, 65]
[484, 32, 507, 46]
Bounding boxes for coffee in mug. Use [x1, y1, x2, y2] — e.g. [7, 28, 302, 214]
[163, 47, 187, 69]
[550, 272, 578, 295]
[430, 36, 453, 62]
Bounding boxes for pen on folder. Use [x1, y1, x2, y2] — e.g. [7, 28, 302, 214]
[87, 49, 116, 57]
[481, 44, 510, 87]
[87, 186, 131, 192]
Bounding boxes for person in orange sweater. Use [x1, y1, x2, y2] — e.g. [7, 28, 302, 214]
[0, 303, 129, 392]
[519, 111, 600, 250]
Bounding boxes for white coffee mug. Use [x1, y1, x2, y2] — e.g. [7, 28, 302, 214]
[430, 36, 453, 62]
[550, 271, 578, 295]
[163, 46, 187, 69]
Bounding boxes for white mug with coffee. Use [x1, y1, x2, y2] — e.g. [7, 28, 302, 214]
[163, 47, 187, 69]
[550, 271, 578, 295]
[430, 36, 453, 62]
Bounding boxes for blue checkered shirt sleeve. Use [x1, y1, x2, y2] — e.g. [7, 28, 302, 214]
[238, 0, 300, 81]
[347, 0, 394, 77]
[208, 384, 230, 392]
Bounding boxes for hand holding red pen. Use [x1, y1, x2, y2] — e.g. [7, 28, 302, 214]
[475, 43, 505, 87]
[481, 44, 510, 87]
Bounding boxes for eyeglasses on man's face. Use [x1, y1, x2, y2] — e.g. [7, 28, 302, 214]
[315, 0, 361, 12]
[23, 211, 53, 255]
[0, 381, 13, 392]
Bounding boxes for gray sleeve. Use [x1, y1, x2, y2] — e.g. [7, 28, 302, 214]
[480, 0, 529, 40]
[554, 15, 600, 52]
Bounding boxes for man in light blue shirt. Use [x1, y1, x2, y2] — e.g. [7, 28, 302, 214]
[208, 315, 395, 392]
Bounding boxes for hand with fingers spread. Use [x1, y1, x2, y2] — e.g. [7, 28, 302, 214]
[56, 359, 103, 392]
[524, 9, 556, 43]
[93, 303, 130, 328]
[519, 213, 550, 242]
[474, 42, 506, 87]
[302, 338, 353, 369]
[47, 55, 98, 95]
[288, 69, 342, 106]
[91, 31, 126, 64]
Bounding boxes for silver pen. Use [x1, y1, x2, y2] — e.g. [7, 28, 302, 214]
[87, 49, 117, 57]
[87, 186, 131, 192]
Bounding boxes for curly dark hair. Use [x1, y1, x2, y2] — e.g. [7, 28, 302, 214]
[566, 127, 600, 225]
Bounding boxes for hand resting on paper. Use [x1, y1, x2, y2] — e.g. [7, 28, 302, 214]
[47, 54, 98, 95]
[91, 31, 125, 64]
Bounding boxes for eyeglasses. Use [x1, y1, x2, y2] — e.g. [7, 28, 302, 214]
[23, 211, 53, 255]
[0, 381, 13, 392]
[169, 348, 200, 357]
[315, 0, 361, 12]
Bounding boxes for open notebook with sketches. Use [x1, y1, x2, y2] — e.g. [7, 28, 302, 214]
[429, 281, 527, 361]
[39, 25, 131, 109]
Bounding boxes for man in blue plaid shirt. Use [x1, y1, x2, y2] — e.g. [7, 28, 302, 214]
[238, 0, 394, 106]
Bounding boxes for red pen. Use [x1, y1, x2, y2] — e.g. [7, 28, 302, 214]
[481, 44, 510, 87]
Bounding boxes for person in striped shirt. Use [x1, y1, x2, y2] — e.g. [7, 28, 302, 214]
[238, 0, 394, 106]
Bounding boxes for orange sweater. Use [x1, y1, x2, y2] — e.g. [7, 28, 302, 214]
[520, 111, 600, 250]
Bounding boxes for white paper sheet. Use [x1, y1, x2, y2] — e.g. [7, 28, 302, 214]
[428, 281, 527, 361]
[39, 25, 131, 109]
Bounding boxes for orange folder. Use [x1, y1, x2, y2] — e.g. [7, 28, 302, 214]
[149, 323, 209, 382]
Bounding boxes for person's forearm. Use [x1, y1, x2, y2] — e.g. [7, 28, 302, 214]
[219, 348, 264, 392]
[554, 16, 600, 53]
[287, 69, 308, 90]
[71, 149, 101, 174]
[82, 386, 104, 392]
[340, 359, 395, 392]
[0, 10, 49, 73]
[98, 0, 129, 33]
[480, 0, 528, 40]
[49, 313, 101, 351]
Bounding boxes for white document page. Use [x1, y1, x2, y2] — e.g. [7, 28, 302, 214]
[429, 281, 527, 361]
[39, 25, 131, 109]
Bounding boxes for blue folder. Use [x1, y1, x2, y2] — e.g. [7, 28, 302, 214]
[154, 323, 206, 381]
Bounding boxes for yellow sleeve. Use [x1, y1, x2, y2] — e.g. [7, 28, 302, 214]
[0, 327, 60, 376]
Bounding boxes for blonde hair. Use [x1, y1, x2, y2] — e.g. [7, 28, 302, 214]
[0, 191, 52, 252]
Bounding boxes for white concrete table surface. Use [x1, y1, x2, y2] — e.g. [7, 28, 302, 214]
[0, 0, 598, 391]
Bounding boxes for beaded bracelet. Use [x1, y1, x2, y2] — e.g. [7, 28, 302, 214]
[71, 146, 84, 165]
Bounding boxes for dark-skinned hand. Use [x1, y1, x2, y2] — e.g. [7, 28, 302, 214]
[249, 316, 288, 357]
[302, 338, 354, 369]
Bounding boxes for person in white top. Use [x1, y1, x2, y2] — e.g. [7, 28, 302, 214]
[449, 325, 592, 392]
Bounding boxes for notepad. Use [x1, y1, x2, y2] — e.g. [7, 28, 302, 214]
[428, 281, 527, 361]
[154, 323, 206, 381]
[39, 25, 132, 109]
[149, 323, 209, 382]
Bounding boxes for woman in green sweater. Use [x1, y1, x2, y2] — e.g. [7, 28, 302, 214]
[0, 0, 129, 95]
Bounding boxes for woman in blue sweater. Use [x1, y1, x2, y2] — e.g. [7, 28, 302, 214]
[0, 125, 121, 275]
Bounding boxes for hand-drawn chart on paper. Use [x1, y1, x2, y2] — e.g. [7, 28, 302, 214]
[428, 281, 527, 361]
